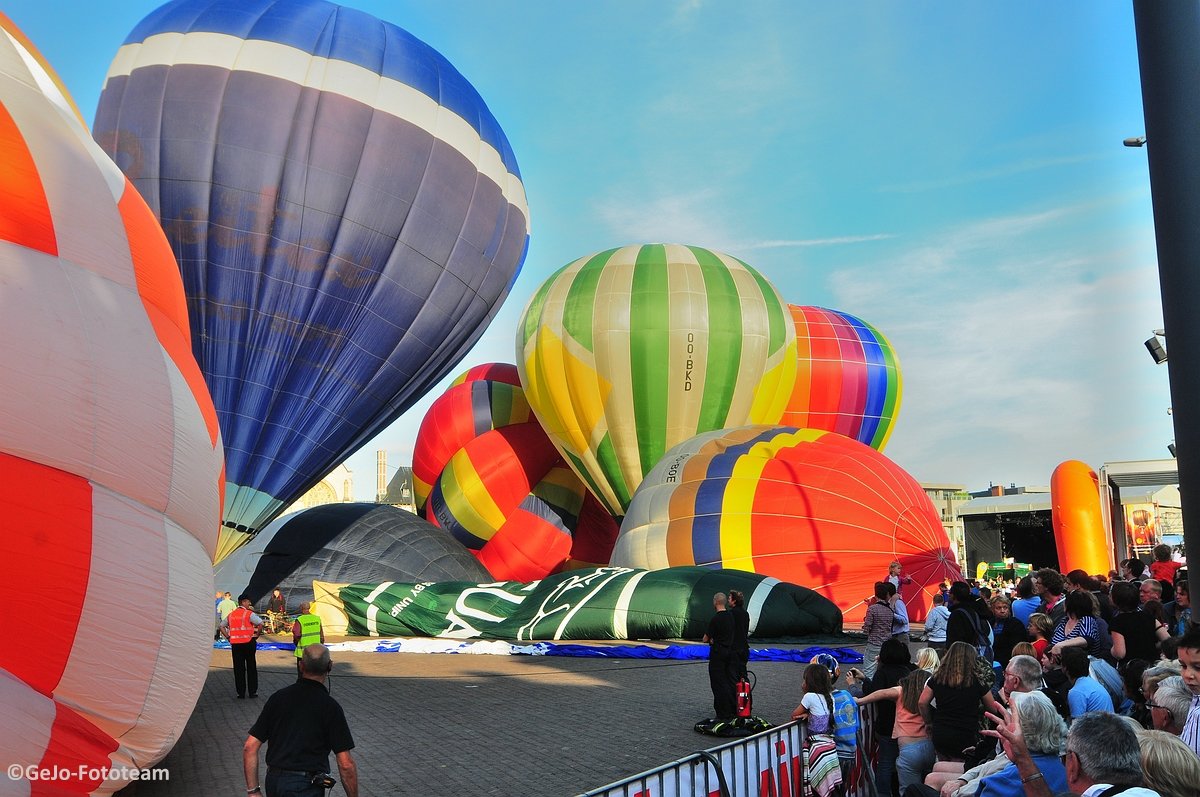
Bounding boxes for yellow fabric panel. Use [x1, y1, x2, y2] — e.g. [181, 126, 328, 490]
[443, 450, 505, 540]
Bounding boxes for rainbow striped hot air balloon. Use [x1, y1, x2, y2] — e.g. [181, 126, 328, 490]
[94, 0, 529, 561]
[1, 14, 223, 792]
[612, 426, 960, 622]
[782, 305, 902, 450]
[517, 244, 798, 518]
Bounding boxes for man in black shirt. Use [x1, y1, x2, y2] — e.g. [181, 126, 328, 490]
[945, 581, 994, 658]
[703, 592, 737, 719]
[243, 644, 359, 797]
[727, 589, 751, 680]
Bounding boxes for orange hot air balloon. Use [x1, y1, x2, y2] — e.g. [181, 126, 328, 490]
[1050, 460, 1111, 575]
[612, 425, 961, 622]
[0, 16, 223, 793]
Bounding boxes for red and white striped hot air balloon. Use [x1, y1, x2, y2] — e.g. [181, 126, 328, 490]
[0, 14, 223, 794]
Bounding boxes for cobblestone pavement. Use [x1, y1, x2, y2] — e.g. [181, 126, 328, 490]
[115, 636, 876, 797]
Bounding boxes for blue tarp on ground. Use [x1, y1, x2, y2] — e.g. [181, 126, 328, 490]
[213, 640, 294, 651]
[540, 643, 863, 664]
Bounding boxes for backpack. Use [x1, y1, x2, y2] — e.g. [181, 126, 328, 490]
[957, 606, 994, 663]
[830, 690, 859, 760]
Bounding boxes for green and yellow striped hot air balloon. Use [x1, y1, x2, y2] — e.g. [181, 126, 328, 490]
[516, 244, 798, 517]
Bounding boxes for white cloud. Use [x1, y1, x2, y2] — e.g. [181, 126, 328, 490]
[878, 153, 1110, 194]
[825, 200, 1172, 488]
[594, 189, 893, 254]
[740, 234, 896, 249]
[593, 189, 736, 250]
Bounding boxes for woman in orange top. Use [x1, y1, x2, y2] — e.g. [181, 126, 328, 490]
[857, 668, 935, 793]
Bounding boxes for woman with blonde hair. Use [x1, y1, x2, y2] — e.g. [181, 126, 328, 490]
[919, 641, 999, 762]
[1136, 728, 1200, 797]
[989, 594, 1030, 666]
[914, 647, 940, 674]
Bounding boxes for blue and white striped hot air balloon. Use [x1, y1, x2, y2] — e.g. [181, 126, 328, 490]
[94, 0, 530, 561]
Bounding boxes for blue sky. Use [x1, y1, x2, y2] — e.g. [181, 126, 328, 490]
[7, 1, 1174, 499]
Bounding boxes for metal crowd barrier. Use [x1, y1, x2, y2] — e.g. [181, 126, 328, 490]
[578, 705, 880, 797]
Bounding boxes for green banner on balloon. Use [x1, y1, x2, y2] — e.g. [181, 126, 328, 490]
[339, 566, 842, 640]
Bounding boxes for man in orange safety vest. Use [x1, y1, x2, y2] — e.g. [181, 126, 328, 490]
[222, 593, 265, 699]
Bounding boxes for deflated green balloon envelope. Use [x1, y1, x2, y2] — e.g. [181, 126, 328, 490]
[339, 566, 843, 641]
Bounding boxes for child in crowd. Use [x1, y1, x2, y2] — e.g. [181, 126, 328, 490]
[1177, 629, 1200, 758]
[793, 661, 842, 797]
[924, 593, 950, 652]
[1027, 613, 1054, 660]
[793, 660, 834, 731]
[810, 654, 859, 786]
[915, 647, 941, 675]
[887, 560, 912, 591]
[1149, 543, 1182, 586]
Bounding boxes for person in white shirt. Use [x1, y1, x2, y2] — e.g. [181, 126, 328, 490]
[887, 581, 911, 645]
[886, 560, 913, 591]
[924, 593, 950, 651]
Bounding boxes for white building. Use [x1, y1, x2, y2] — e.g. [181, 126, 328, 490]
[283, 463, 354, 514]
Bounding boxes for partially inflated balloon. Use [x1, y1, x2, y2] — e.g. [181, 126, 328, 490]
[412, 364, 527, 513]
[517, 244, 797, 517]
[415, 364, 617, 581]
[0, 15, 223, 792]
[782, 305, 901, 450]
[612, 426, 959, 622]
[94, 0, 530, 560]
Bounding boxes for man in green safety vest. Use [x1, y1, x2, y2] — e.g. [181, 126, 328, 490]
[291, 602, 324, 677]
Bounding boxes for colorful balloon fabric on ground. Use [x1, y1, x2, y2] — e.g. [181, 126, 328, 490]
[339, 566, 843, 639]
[612, 426, 960, 623]
[414, 364, 618, 581]
[517, 244, 798, 518]
[783, 305, 902, 450]
[94, 0, 530, 561]
[0, 15, 224, 793]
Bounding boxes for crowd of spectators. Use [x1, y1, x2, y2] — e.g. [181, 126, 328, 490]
[842, 545, 1200, 796]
